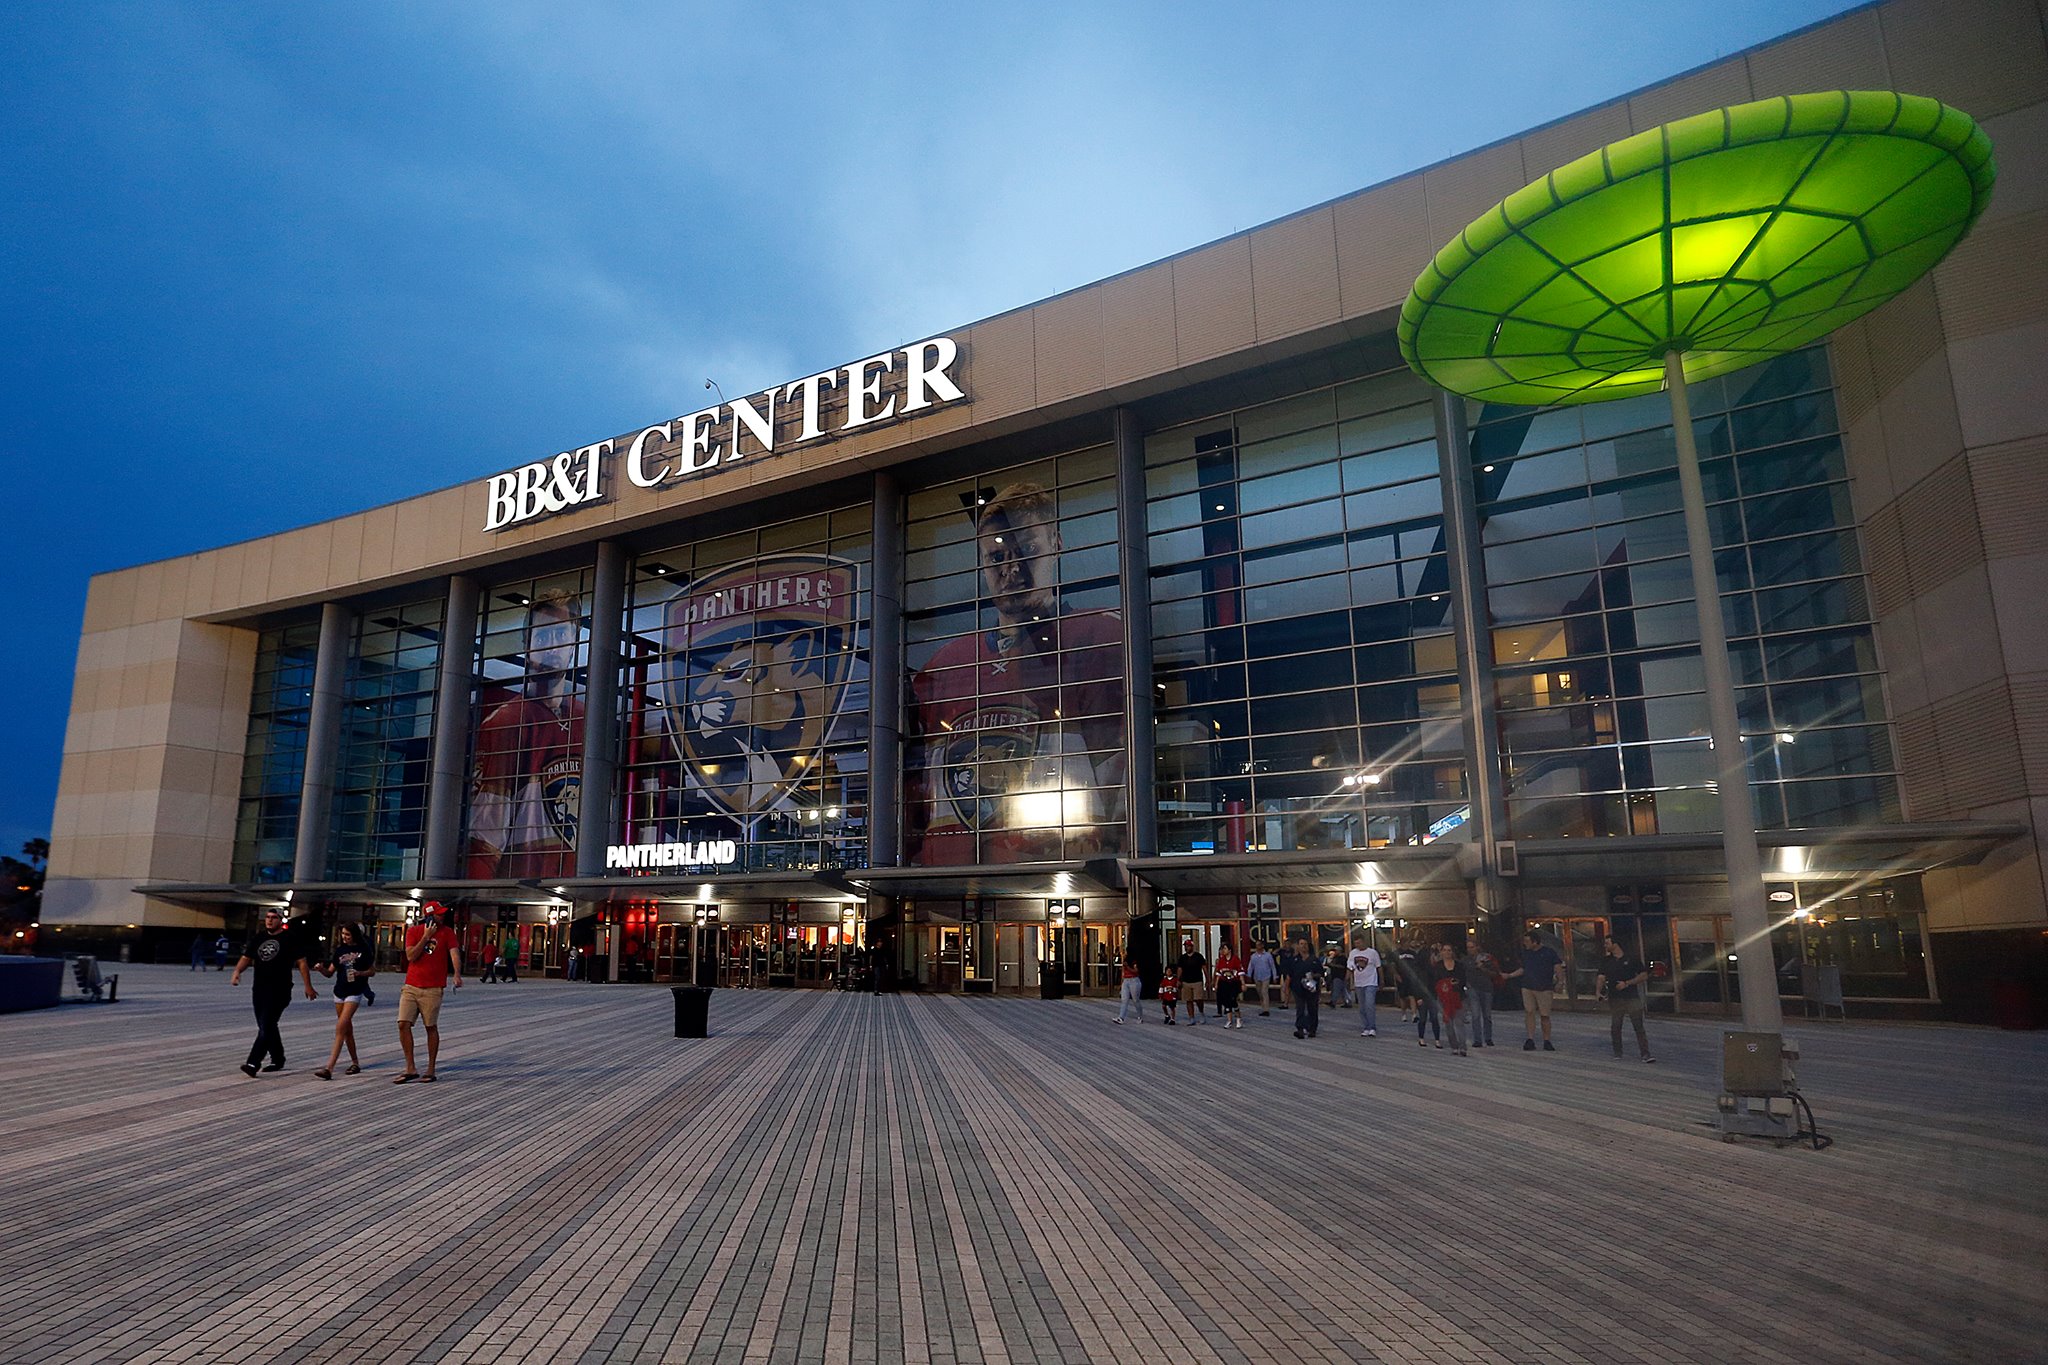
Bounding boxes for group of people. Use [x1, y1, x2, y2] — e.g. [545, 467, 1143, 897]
[1119, 928, 1658, 1062]
[229, 902, 464, 1084]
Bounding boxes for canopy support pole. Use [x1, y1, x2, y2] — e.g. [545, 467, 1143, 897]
[1667, 350, 1783, 1034]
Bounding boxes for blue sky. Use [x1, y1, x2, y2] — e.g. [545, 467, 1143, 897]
[0, 0, 1861, 858]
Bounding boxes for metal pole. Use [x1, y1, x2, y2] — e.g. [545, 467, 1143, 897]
[868, 471, 904, 869]
[292, 601, 354, 883]
[1433, 390, 1514, 936]
[1666, 351, 1783, 1033]
[422, 575, 479, 880]
[1114, 407, 1158, 859]
[577, 542, 628, 880]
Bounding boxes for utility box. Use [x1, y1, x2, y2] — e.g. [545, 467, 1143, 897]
[1718, 1031, 1801, 1142]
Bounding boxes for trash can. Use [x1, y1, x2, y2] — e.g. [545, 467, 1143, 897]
[1038, 962, 1065, 1000]
[671, 985, 713, 1038]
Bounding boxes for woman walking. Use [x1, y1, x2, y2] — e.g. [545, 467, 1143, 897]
[313, 921, 375, 1079]
[1435, 944, 1470, 1057]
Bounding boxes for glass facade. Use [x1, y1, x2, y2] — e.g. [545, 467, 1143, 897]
[1145, 371, 1465, 855]
[1474, 346, 1897, 839]
[618, 505, 872, 872]
[902, 445, 1127, 864]
[326, 599, 442, 882]
[231, 623, 319, 883]
[465, 570, 593, 880]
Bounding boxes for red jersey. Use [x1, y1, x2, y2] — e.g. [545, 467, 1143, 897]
[467, 694, 584, 878]
[908, 608, 1124, 865]
[1213, 953, 1244, 984]
[1156, 973, 1179, 1003]
[404, 924, 456, 989]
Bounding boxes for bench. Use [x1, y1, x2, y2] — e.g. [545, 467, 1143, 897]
[72, 955, 120, 1003]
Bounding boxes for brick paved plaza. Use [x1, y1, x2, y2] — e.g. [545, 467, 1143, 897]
[3, 967, 2044, 1364]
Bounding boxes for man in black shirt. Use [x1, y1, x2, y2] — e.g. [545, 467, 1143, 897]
[230, 907, 315, 1076]
[1175, 939, 1210, 1026]
[1596, 936, 1655, 1063]
[1282, 932, 1323, 1039]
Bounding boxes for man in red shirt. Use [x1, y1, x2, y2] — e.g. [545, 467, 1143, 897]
[396, 904, 463, 1083]
[467, 589, 585, 879]
[908, 482, 1125, 865]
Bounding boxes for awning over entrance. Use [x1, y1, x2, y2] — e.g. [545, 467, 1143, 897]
[1509, 822, 2025, 884]
[848, 859, 1123, 900]
[553, 870, 859, 905]
[1124, 846, 1464, 893]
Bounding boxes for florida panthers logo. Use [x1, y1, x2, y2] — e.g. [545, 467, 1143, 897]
[659, 554, 861, 816]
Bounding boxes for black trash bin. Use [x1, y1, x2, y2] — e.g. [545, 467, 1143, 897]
[671, 985, 713, 1038]
[1038, 962, 1066, 1000]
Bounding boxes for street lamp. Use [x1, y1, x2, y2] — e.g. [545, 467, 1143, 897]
[1401, 89, 1994, 1137]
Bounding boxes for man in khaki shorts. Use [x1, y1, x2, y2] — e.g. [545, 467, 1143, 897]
[1504, 928, 1562, 1052]
[396, 903, 463, 1082]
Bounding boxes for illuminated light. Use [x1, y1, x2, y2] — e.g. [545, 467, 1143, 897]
[1768, 890, 1795, 903]
[1483, 465, 1495, 472]
[1361, 773, 1382, 786]
[1794, 908, 1811, 920]
[826, 807, 840, 818]
[408, 888, 422, 899]
[1777, 731, 1795, 745]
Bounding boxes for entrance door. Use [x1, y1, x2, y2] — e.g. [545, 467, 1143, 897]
[653, 923, 689, 983]
[996, 923, 1036, 993]
[935, 926, 963, 992]
[1563, 919, 1609, 1004]
[1081, 923, 1125, 994]
[796, 927, 837, 988]
[1673, 917, 1730, 1013]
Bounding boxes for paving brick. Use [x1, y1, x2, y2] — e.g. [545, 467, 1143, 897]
[0, 967, 2043, 1364]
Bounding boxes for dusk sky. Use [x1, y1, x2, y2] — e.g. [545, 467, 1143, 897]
[1, 0, 1859, 857]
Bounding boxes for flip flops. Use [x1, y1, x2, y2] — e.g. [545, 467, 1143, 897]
[394, 1072, 420, 1084]
[313, 1069, 332, 1081]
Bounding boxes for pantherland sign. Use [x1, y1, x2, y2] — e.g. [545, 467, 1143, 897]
[481, 337, 966, 532]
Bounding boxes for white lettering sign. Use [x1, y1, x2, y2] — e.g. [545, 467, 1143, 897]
[485, 335, 966, 531]
[604, 840, 740, 870]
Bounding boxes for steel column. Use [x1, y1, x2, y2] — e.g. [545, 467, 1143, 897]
[576, 542, 628, 880]
[421, 574, 479, 880]
[868, 471, 905, 869]
[1114, 407, 1158, 860]
[291, 601, 354, 882]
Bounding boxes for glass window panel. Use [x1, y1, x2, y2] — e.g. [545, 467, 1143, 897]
[1340, 438, 1437, 488]
[1345, 479, 1441, 528]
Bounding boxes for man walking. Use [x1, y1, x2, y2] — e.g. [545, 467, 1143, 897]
[1596, 936, 1655, 1063]
[396, 904, 463, 1083]
[1346, 931, 1381, 1036]
[1176, 937, 1210, 1025]
[1282, 933, 1323, 1039]
[1247, 941, 1278, 1016]
[229, 907, 315, 1076]
[1504, 929, 1563, 1051]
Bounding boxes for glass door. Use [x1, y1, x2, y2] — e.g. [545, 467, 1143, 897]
[1082, 923, 1125, 994]
[1673, 917, 1729, 1012]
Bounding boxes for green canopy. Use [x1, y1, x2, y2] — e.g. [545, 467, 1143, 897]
[1399, 90, 1995, 406]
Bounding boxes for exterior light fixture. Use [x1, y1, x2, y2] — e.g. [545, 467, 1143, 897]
[1401, 88, 1994, 1052]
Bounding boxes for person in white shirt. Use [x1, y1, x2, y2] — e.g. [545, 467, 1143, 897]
[1346, 932, 1382, 1036]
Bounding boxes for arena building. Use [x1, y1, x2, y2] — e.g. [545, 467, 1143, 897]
[43, 0, 2048, 1020]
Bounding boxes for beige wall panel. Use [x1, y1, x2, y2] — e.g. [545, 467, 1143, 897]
[355, 503, 398, 582]
[266, 524, 334, 603]
[81, 572, 135, 634]
[1862, 278, 1946, 400]
[1877, 603, 1931, 718]
[238, 537, 275, 613]
[1099, 263, 1179, 388]
[1519, 103, 1633, 180]
[390, 490, 464, 577]
[1874, 347, 1966, 493]
[1892, 705, 1947, 817]
[963, 311, 1037, 419]
[1970, 433, 2048, 559]
[2014, 674, 2048, 788]
[1249, 208, 1341, 342]
[194, 543, 245, 617]
[1334, 174, 1430, 319]
[1880, 0, 2048, 120]
[1935, 680, 2027, 808]
[1842, 405, 1895, 520]
[1171, 238, 1256, 365]
[1827, 321, 1879, 426]
[1947, 318, 2048, 448]
[1744, 7, 1891, 98]
[1945, 798, 2047, 927]
[1626, 61, 1754, 133]
[326, 515, 364, 590]
[40, 877, 140, 927]
[1912, 565, 2007, 702]
[1900, 456, 1986, 594]
[1031, 286, 1106, 405]
[1422, 142, 1527, 250]
[177, 551, 219, 618]
[1987, 554, 2048, 674]
[129, 562, 166, 626]
[1979, 102, 2048, 225]
[147, 832, 213, 884]
[1862, 505, 1910, 615]
[1934, 211, 2048, 341]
